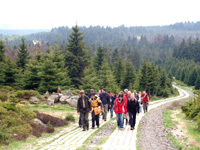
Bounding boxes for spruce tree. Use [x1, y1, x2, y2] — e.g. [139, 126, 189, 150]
[138, 62, 148, 91]
[113, 56, 124, 85]
[188, 69, 198, 86]
[94, 44, 105, 71]
[17, 38, 29, 69]
[0, 40, 5, 62]
[98, 61, 119, 93]
[121, 61, 136, 90]
[195, 75, 200, 90]
[65, 25, 89, 88]
[80, 66, 99, 94]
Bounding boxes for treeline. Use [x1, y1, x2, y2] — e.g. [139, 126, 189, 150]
[0, 25, 176, 97]
[173, 38, 200, 62]
[155, 58, 200, 90]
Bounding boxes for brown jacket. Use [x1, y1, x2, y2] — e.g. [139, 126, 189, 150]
[77, 96, 91, 113]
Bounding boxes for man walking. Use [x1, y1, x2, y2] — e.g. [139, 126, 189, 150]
[99, 88, 110, 121]
[141, 91, 149, 113]
[77, 90, 91, 131]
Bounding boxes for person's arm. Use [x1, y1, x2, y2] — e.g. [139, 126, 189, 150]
[108, 94, 110, 106]
[77, 98, 80, 114]
[125, 101, 128, 114]
[114, 100, 117, 114]
[137, 101, 140, 114]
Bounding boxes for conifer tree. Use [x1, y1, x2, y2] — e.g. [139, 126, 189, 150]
[17, 38, 29, 69]
[0, 40, 5, 62]
[98, 61, 119, 93]
[195, 75, 200, 90]
[188, 69, 198, 86]
[94, 44, 105, 71]
[113, 56, 124, 86]
[65, 25, 88, 88]
[121, 61, 136, 90]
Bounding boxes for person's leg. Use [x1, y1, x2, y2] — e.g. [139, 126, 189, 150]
[103, 105, 106, 120]
[104, 104, 108, 121]
[133, 112, 136, 128]
[92, 111, 95, 128]
[143, 102, 145, 113]
[146, 103, 148, 112]
[80, 113, 85, 130]
[117, 113, 120, 128]
[120, 113, 124, 129]
[85, 112, 89, 130]
[129, 112, 133, 128]
[79, 116, 82, 127]
[110, 105, 113, 118]
[96, 114, 99, 128]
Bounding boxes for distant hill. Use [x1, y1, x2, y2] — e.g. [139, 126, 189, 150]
[0, 29, 50, 36]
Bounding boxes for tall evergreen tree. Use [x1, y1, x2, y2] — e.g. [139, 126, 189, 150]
[98, 61, 119, 93]
[0, 40, 5, 62]
[188, 69, 198, 86]
[17, 38, 29, 69]
[65, 25, 89, 88]
[195, 75, 200, 90]
[94, 44, 105, 71]
[113, 56, 124, 85]
[121, 61, 136, 90]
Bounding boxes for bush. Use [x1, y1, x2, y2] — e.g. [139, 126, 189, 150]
[65, 114, 75, 122]
[14, 90, 41, 101]
[0, 90, 9, 102]
[0, 86, 14, 92]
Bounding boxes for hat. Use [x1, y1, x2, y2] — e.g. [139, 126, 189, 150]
[109, 92, 113, 97]
[80, 90, 85, 94]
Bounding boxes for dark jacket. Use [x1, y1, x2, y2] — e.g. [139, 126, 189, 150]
[127, 99, 140, 114]
[110, 96, 115, 107]
[99, 93, 110, 105]
[134, 93, 139, 101]
[77, 96, 91, 113]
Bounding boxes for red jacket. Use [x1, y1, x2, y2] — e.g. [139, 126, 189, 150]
[114, 97, 127, 114]
[141, 93, 149, 102]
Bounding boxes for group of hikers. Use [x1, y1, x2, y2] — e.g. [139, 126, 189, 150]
[77, 88, 149, 131]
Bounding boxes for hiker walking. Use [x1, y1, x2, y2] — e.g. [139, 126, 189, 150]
[138, 91, 142, 113]
[133, 90, 139, 101]
[77, 90, 91, 131]
[89, 94, 103, 129]
[88, 89, 96, 99]
[114, 91, 127, 130]
[127, 94, 140, 130]
[109, 92, 115, 118]
[124, 89, 129, 125]
[141, 91, 149, 113]
[99, 88, 110, 121]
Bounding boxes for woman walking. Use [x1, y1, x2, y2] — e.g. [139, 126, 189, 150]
[127, 94, 140, 130]
[114, 91, 127, 130]
[89, 93, 103, 129]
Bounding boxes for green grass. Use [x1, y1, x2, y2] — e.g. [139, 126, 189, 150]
[167, 133, 184, 150]
[163, 110, 176, 129]
[24, 104, 76, 112]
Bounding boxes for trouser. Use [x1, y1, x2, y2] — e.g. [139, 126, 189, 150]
[117, 113, 124, 129]
[92, 111, 99, 128]
[138, 100, 142, 113]
[80, 112, 89, 129]
[143, 101, 148, 113]
[103, 104, 108, 120]
[110, 105, 114, 118]
[128, 112, 136, 128]
[79, 116, 82, 126]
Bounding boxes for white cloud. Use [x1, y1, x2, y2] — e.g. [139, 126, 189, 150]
[0, 0, 200, 29]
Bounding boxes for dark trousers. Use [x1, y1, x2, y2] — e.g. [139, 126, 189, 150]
[92, 111, 99, 128]
[80, 112, 89, 129]
[143, 101, 148, 113]
[79, 116, 82, 126]
[128, 111, 136, 128]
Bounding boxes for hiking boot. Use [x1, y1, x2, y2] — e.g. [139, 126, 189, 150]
[82, 128, 86, 131]
[92, 127, 95, 129]
[131, 127, 134, 130]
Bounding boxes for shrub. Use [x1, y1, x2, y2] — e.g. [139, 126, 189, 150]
[0, 86, 14, 91]
[14, 90, 41, 101]
[0, 89, 9, 102]
[65, 114, 75, 122]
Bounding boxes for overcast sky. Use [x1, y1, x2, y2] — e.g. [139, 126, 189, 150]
[0, 0, 199, 29]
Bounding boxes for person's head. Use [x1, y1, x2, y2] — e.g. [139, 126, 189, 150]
[80, 90, 85, 98]
[102, 88, 106, 94]
[128, 91, 131, 97]
[97, 90, 101, 94]
[139, 91, 142, 95]
[91, 93, 95, 99]
[118, 91, 124, 101]
[134, 90, 137, 94]
[124, 89, 128, 94]
[143, 91, 146, 94]
[115, 92, 118, 96]
[109, 92, 113, 97]
[90, 89, 95, 94]
[130, 94, 135, 100]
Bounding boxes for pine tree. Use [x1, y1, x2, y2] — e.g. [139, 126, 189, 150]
[128, 49, 141, 71]
[80, 66, 99, 94]
[188, 69, 198, 86]
[113, 56, 124, 85]
[17, 38, 29, 69]
[94, 44, 105, 71]
[138, 62, 148, 91]
[65, 25, 89, 88]
[121, 61, 136, 90]
[38, 53, 61, 93]
[195, 75, 200, 90]
[0, 40, 5, 62]
[181, 69, 185, 82]
[98, 61, 119, 93]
